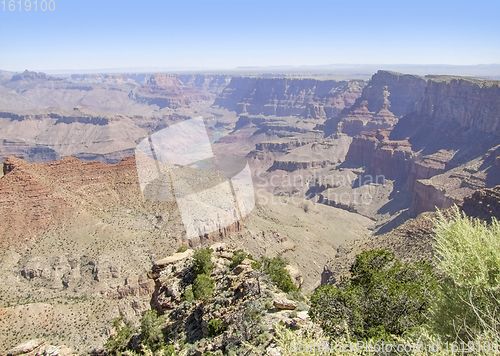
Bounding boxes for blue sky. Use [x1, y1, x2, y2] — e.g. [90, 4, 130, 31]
[0, 0, 498, 71]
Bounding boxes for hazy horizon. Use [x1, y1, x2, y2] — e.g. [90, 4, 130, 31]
[4, 64, 500, 80]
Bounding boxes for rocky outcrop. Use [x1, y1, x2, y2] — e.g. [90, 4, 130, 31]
[255, 131, 323, 152]
[145, 244, 312, 355]
[410, 76, 500, 136]
[461, 185, 500, 222]
[153, 249, 194, 271]
[273, 294, 298, 310]
[408, 149, 500, 217]
[268, 135, 353, 173]
[6, 339, 73, 356]
[2, 156, 27, 175]
[214, 77, 364, 118]
[410, 179, 460, 216]
[344, 129, 416, 179]
[269, 159, 331, 172]
[323, 70, 427, 136]
[339, 102, 399, 136]
[405, 150, 457, 190]
[360, 71, 427, 116]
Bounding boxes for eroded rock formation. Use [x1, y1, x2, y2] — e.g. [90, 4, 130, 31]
[214, 77, 364, 118]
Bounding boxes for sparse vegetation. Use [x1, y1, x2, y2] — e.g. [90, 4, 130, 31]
[140, 310, 166, 352]
[181, 286, 195, 303]
[104, 316, 136, 355]
[104, 310, 176, 356]
[192, 248, 215, 276]
[261, 256, 298, 293]
[176, 245, 188, 253]
[309, 249, 437, 340]
[192, 274, 215, 302]
[207, 318, 226, 337]
[431, 206, 500, 343]
[230, 250, 250, 269]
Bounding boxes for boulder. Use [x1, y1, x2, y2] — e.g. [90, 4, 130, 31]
[233, 264, 252, 275]
[273, 296, 298, 310]
[218, 251, 233, 260]
[240, 258, 253, 266]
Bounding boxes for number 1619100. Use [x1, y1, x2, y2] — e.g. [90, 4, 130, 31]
[2, 0, 55, 11]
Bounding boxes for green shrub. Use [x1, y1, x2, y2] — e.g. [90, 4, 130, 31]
[309, 249, 437, 341]
[262, 256, 298, 293]
[230, 249, 259, 270]
[140, 309, 166, 352]
[433, 206, 500, 288]
[176, 245, 188, 253]
[192, 274, 215, 301]
[104, 315, 136, 355]
[264, 298, 273, 310]
[230, 250, 249, 269]
[432, 206, 500, 342]
[192, 248, 215, 276]
[207, 318, 226, 337]
[163, 345, 176, 356]
[181, 287, 194, 303]
[251, 260, 262, 270]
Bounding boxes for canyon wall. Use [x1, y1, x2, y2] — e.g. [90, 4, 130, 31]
[213, 77, 364, 118]
[343, 73, 500, 217]
[399, 76, 500, 138]
[131, 74, 214, 109]
[177, 74, 231, 94]
[344, 129, 417, 179]
[323, 70, 428, 136]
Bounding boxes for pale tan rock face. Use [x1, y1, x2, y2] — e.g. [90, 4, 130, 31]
[6, 339, 46, 356]
[153, 249, 194, 269]
[6, 339, 75, 356]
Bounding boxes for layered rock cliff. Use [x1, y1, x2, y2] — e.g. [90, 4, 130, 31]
[314, 72, 500, 221]
[177, 74, 231, 94]
[131, 74, 214, 109]
[323, 70, 428, 136]
[394, 76, 500, 140]
[461, 185, 500, 222]
[344, 128, 416, 179]
[213, 77, 364, 118]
